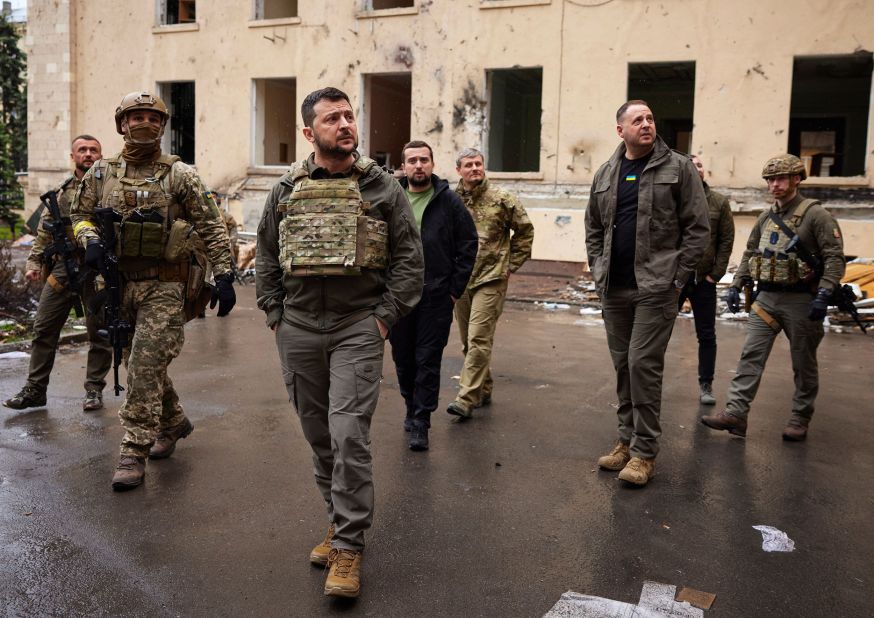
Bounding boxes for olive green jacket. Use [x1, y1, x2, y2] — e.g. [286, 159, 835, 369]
[732, 192, 845, 292]
[455, 177, 534, 289]
[695, 184, 735, 282]
[585, 136, 710, 295]
[256, 154, 424, 332]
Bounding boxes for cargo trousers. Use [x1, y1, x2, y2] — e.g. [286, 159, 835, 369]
[601, 287, 678, 459]
[275, 315, 385, 552]
[724, 290, 823, 422]
[453, 277, 509, 412]
[118, 281, 187, 458]
[25, 267, 111, 394]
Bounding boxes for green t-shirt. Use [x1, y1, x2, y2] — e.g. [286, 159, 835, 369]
[405, 186, 434, 230]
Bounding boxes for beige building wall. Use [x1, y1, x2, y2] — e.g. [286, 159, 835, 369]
[25, 0, 874, 260]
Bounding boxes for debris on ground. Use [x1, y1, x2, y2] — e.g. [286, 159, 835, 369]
[753, 525, 796, 553]
[545, 581, 705, 617]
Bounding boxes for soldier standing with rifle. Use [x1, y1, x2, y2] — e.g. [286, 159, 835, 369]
[4, 136, 112, 413]
[71, 92, 236, 491]
[702, 154, 847, 442]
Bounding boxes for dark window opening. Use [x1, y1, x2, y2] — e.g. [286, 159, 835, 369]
[161, 1, 196, 25]
[254, 78, 297, 166]
[628, 62, 695, 153]
[255, 0, 298, 19]
[159, 81, 196, 165]
[366, 0, 415, 9]
[789, 53, 873, 177]
[487, 67, 542, 172]
[363, 73, 411, 169]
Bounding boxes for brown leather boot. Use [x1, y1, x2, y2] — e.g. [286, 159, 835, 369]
[111, 456, 145, 491]
[324, 548, 362, 598]
[149, 417, 194, 459]
[597, 442, 630, 471]
[701, 410, 747, 437]
[618, 457, 656, 486]
[309, 524, 335, 566]
[782, 418, 809, 442]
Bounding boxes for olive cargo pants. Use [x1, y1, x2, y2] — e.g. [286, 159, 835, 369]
[725, 290, 823, 421]
[453, 278, 509, 412]
[26, 269, 111, 394]
[275, 315, 385, 552]
[601, 288, 678, 460]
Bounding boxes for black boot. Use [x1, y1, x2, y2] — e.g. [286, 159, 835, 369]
[409, 421, 429, 451]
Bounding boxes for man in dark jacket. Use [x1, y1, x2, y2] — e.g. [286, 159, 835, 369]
[256, 88, 424, 598]
[391, 140, 478, 451]
[585, 100, 709, 486]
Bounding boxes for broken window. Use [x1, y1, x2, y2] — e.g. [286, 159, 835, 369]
[362, 73, 411, 169]
[627, 62, 695, 153]
[253, 78, 297, 166]
[487, 68, 542, 172]
[157, 81, 196, 164]
[254, 0, 298, 19]
[363, 1, 415, 10]
[789, 53, 873, 177]
[157, 1, 196, 25]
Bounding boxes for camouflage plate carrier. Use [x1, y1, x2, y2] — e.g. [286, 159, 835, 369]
[278, 156, 389, 276]
[749, 199, 818, 285]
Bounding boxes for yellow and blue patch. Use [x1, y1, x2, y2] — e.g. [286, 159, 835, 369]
[625, 175, 638, 182]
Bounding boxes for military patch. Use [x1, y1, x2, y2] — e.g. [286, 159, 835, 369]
[124, 191, 137, 207]
[769, 231, 779, 244]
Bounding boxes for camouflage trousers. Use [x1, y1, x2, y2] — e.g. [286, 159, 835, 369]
[453, 277, 509, 411]
[117, 280, 187, 458]
[26, 268, 112, 394]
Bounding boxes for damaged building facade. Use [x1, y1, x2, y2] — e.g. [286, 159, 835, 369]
[23, 0, 874, 261]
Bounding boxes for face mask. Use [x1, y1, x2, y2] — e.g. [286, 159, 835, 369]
[122, 122, 162, 164]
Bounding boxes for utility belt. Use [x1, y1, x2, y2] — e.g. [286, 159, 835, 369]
[122, 261, 190, 283]
[757, 281, 814, 294]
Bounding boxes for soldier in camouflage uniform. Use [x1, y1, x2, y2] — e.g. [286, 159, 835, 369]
[257, 87, 422, 598]
[702, 154, 845, 442]
[3, 135, 112, 413]
[71, 92, 236, 491]
[446, 148, 534, 420]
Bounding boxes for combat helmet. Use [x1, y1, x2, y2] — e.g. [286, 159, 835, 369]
[761, 154, 807, 181]
[114, 92, 170, 134]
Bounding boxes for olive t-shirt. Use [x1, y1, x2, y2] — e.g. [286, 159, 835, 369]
[405, 187, 434, 230]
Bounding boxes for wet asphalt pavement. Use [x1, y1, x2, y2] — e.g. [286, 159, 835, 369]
[1, 286, 871, 617]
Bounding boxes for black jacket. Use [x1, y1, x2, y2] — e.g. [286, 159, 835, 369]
[399, 174, 478, 299]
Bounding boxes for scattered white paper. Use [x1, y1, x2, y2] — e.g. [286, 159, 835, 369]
[753, 525, 795, 552]
[544, 581, 704, 617]
[579, 307, 601, 315]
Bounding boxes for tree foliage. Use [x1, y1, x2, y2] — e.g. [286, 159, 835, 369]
[0, 13, 26, 231]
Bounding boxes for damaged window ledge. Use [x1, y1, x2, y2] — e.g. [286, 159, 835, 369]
[802, 175, 870, 187]
[487, 171, 544, 181]
[355, 7, 419, 19]
[248, 17, 302, 28]
[480, 0, 552, 10]
[152, 23, 200, 34]
[248, 166, 289, 176]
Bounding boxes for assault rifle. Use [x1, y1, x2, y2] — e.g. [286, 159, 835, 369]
[832, 284, 867, 334]
[39, 190, 84, 317]
[94, 207, 132, 395]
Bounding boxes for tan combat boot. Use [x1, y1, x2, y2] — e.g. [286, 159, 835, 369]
[618, 457, 656, 486]
[597, 442, 630, 471]
[309, 523, 335, 566]
[782, 418, 809, 442]
[324, 548, 362, 598]
[149, 417, 194, 459]
[111, 456, 145, 491]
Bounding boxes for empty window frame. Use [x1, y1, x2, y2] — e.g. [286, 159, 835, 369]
[157, 1, 196, 25]
[254, 0, 298, 19]
[253, 78, 297, 166]
[157, 81, 196, 164]
[362, 73, 411, 169]
[364, 1, 415, 10]
[487, 67, 542, 172]
[627, 62, 695, 153]
[789, 53, 873, 177]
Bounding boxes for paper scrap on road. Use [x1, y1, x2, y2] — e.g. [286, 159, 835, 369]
[676, 587, 717, 610]
[0, 351, 30, 360]
[544, 581, 705, 617]
[753, 525, 795, 552]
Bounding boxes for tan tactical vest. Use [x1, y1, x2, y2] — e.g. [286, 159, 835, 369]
[749, 199, 817, 285]
[277, 157, 389, 276]
[93, 154, 192, 281]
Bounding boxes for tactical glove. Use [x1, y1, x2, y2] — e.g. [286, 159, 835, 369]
[84, 240, 105, 272]
[808, 287, 831, 321]
[210, 273, 236, 317]
[725, 286, 741, 313]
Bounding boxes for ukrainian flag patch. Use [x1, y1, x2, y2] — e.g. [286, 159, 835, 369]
[625, 175, 637, 182]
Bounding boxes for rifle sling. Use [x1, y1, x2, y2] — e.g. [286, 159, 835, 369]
[766, 203, 820, 273]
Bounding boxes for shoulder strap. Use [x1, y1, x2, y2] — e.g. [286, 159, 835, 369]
[791, 198, 820, 226]
[767, 207, 822, 274]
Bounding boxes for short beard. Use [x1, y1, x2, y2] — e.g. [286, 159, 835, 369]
[408, 174, 431, 188]
[314, 134, 358, 160]
[76, 162, 93, 174]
